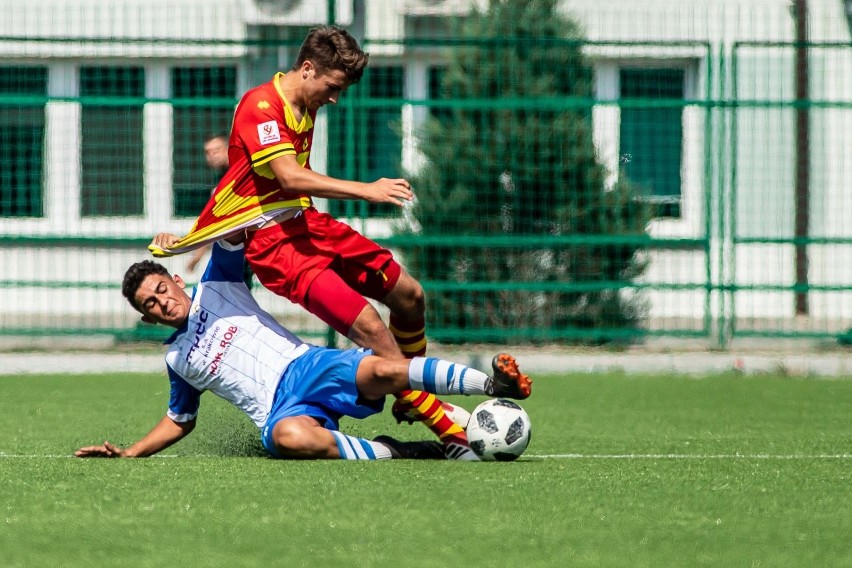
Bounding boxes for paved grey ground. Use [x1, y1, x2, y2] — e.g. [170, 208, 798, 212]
[3, 347, 851, 377]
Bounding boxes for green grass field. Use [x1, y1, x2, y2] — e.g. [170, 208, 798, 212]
[1, 369, 851, 567]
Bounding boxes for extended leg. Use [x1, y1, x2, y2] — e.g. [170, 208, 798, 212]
[270, 416, 444, 460]
[356, 353, 532, 401]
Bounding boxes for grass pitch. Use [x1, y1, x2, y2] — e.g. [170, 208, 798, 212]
[1, 368, 850, 567]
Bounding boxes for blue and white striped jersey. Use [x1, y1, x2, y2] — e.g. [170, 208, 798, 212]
[164, 240, 310, 427]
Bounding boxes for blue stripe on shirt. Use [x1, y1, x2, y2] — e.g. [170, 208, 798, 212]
[202, 241, 246, 284]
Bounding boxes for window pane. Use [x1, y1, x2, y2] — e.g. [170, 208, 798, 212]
[324, 103, 354, 216]
[0, 67, 47, 217]
[620, 68, 684, 217]
[327, 66, 404, 218]
[80, 67, 145, 216]
[0, 66, 48, 95]
[428, 66, 452, 122]
[363, 66, 403, 217]
[171, 67, 237, 217]
[172, 67, 236, 98]
[621, 68, 684, 98]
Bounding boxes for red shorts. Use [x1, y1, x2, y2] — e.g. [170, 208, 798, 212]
[245, 208, 401, 332]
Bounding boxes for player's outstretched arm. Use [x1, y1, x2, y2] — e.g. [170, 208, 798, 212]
[269, 155, 413, 207]
[75, 416, 195, 458]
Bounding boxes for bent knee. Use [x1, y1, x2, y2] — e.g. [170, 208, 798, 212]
[273, 421, 309, 454]
[408, 284, 425, 314]
[272, 418, 332, 458]
[388, 277, 425, 318]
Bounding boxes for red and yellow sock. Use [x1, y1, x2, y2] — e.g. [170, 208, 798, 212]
[389, 314, 427, 358]
[393, 390, 466, 442]
[390, 315, 465, 443]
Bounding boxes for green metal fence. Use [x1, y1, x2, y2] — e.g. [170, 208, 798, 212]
[1, 0, 850, 348]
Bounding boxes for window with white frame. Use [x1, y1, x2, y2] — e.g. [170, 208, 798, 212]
[0, 66, 48, 218]
[79, 66, 146, 217]
[619, 67, 685, 218]
[326, 65, 404, 218]
[171, 66, 238, 217]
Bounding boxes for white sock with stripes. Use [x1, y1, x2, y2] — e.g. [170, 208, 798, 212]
[407, 357, 489, 396]
[330, 431, 392, 460]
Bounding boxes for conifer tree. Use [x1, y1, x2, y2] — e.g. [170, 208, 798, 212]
[397, 0, 652, 342]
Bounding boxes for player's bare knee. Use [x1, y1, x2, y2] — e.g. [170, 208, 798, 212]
[406, 283, 425, 317]
[272, 420, 313, 456]
[387, 278, 425, 319]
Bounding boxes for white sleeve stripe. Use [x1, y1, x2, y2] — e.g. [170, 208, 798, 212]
[216, 240, 244, 252]
[168, 410, 198, 423]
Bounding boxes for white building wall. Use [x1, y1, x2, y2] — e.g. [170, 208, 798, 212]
[571, 0, 852, 329]
[0, 0, 248, 58]
[0, 0, 850, 339]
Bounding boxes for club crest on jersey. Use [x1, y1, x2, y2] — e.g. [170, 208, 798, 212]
[257, 120, 281, 145]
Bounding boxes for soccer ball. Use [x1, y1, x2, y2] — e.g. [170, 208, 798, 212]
[465, 399, 532, 461]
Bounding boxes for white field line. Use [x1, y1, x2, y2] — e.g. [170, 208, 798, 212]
[0, 453, 181, 459]
[1, 453, 851, 460]
[527, 453, 852, 460]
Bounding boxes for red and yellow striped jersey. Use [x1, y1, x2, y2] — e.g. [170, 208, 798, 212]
[150, 73, 315, 257]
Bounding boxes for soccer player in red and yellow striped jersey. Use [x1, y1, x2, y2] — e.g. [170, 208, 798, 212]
[151, 27, 473, 459]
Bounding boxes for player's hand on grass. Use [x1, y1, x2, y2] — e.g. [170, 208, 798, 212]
[363, 178, 413, 207]
[75, 441, 127, 458]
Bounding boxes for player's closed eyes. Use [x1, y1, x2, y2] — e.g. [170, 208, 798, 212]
[144, 282, 167, 310]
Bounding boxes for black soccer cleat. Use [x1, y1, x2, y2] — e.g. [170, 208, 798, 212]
[374, 435, 447, 460]
[485, 353, 532, 400]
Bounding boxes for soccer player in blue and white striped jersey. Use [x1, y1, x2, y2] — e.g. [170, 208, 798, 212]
[75, 234, 531, 461]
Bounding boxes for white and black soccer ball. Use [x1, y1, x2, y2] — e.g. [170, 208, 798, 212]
[465, 399, 532, 461]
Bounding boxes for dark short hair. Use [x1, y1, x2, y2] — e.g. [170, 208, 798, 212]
[122, 260, 170, 311]
[293, 26, 369, 84]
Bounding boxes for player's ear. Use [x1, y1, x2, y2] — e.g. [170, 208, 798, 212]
[173, 274, 186, 290]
